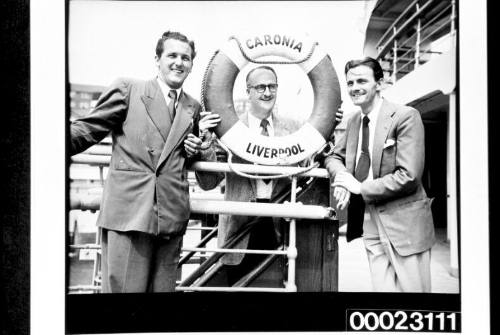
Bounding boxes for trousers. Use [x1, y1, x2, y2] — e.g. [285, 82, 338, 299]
[362, 205, 432, 292]
[100, 228, 182, 293]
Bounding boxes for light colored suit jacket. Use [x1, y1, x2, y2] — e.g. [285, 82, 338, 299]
[324, 99, 435, 256]
[71, 78, 216, 236]
[197, 111, 301, 265]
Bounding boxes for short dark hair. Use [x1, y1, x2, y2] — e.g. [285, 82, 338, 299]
[155, 31, 196, 60]
[345, 57, 384, 82]
[246, 65, 278, 87]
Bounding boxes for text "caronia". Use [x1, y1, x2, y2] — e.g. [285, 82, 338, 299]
[245, 34, 303, 53]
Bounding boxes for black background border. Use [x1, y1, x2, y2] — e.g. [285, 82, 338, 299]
[66, 292, 460, 333]
[1, 0, 495, 334]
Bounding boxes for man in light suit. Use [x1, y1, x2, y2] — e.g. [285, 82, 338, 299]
[325, 57, 435, 292]
[198, 66, 303, 285]
[70, 31, 216, 293]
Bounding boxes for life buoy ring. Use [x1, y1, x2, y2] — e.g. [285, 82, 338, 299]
[202, 33, 341, 165]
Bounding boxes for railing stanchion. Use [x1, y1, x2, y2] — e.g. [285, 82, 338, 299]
[392, 27, 398, 83]
[286, 176, 298, 292]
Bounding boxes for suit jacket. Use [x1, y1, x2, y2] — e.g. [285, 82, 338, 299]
[197, 111, 302, 265]
[324, 99, 435, 256]
[71, 77, 216, 236]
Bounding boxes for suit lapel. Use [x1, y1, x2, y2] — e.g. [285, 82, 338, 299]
[156, 91, 195, 169]
[141, 79, 171, 142]
[346, 113, 361, 173]
[372, 100, 395, 178]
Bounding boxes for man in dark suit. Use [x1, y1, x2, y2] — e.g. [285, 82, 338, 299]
[70, 31, 216, 293]
[198, 66, 343, 287]
[198, 66, 302, 285]
[325, 57, 435, 292]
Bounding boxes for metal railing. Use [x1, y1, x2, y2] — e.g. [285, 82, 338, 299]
[375, 0, 456, 83]
[68, 159, 335, 293]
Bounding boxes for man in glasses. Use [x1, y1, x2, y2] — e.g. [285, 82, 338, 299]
[198, 65, 302, 285]
[198, 65, 343, 287]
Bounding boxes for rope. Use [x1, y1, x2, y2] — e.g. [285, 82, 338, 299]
[216, 138, 326, 180]
[228, 36, 318, 65]
[199, 50, 220, 150]
[198, 38, 322, 151]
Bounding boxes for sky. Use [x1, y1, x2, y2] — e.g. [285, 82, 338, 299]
[69, 0, 376, 121]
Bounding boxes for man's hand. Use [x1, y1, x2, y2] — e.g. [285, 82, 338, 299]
[184, 133, 202, 158]
[335, 107, 344, 124]
[199, 111, 221, 133]
[333, 185, 351, 210]
[332, 171, 362, 195]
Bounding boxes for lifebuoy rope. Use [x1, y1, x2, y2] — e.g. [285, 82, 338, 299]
[198, 35, 338, 165]
[199, 50, 220, 150]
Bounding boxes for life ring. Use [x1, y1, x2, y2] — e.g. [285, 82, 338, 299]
[202, 33, 341, 165]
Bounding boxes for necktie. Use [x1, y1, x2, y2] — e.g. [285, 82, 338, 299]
[260, 118, 269, 136]
[355, 115, 370, 182]
[168, 89, 177, 120]
[260, 119, 271, 184]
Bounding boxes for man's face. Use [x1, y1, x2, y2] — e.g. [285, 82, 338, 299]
[246, 68, 278, 118]
[156, 39, 193, 89]
[346, 65, 381, 109]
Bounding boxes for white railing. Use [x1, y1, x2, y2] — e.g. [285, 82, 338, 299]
[375, 0, 456, 83]
[68, 159, 335, 293]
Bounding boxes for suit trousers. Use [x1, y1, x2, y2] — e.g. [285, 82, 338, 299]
[225, 216, 279, 285]
[362, 205, 431, 292]
[100, 228, 182, 293]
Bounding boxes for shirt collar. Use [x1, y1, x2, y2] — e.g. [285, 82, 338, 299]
[156, 77, 182, 102]
[362, 97, 383, 124]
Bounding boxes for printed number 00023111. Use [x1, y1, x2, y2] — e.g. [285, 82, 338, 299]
[346, 309, 460, 332]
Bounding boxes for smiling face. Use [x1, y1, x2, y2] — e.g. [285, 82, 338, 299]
[246, 68, 278, 119]
[155, 39, 193, 89]
[346, 65, 382, 112]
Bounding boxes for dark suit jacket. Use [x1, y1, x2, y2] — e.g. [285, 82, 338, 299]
[71, 78, 215, 236]
[324, 99, 435, 256]
[197, 111, 302, 265]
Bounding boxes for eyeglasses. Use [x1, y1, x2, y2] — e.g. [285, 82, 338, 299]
[248, 84, 278, 93]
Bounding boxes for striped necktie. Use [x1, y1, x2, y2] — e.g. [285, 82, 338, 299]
[260, 118, 269, 136]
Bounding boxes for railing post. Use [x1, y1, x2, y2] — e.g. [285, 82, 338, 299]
[392, 27, 398, 83]
[286, 176, 298, 292]
[447, 90, 459, 278]
[415, 2, 421, 68]
[98, 166, 104, 185]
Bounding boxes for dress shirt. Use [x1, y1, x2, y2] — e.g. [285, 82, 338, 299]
[157, 77, 182, 109]
[355, 97, 383, 181]
[248, 112, 274, 199]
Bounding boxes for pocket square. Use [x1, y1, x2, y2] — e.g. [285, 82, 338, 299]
[383, 139, 396, 149]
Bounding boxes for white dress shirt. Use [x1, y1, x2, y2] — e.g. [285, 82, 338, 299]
[248, 112, 274, 199]
[355, 98, 383, 181]
[157, 77, 182, 110]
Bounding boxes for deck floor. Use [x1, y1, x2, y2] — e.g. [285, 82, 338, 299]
[338, 226, 459, 293]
